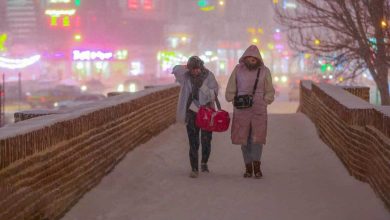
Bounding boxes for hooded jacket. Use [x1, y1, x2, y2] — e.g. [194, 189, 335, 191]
[225, 45, 275, 145]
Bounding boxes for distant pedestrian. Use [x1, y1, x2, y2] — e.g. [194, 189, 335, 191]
[172, 56, 219, 178]
[225, 45, 275, 178]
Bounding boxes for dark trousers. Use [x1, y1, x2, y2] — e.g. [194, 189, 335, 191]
[186, 110, 212, 171]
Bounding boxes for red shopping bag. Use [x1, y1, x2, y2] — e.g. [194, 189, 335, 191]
[195, 96, 230, 132]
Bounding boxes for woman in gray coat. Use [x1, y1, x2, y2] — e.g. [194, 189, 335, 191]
[172, 56, 219, 178]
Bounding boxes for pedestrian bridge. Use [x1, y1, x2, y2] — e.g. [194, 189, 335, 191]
[0, 82, 389, 220]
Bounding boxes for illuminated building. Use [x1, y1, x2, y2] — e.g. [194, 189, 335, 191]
[5, 0, 40, 43]
[0, 1, 6, 32]
[162, 0, 276, 75]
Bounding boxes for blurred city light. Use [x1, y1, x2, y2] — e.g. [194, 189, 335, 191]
[129, 83, 137, 92]
[117, 84, 125, 92]
[45, 9, 76, 16]
[381, 20, 388, 28]
[75, 0, 81, 6]
[0, 34, 7, 52]
[130, 61, 142, 75]
[0, 55, 41, 69]
[74, 34, 82, 42]
[73, 50, 113, 61]
[50, 0, 71, 3]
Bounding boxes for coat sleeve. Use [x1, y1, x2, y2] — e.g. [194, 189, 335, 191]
[225, 66, 238, 102]
[171, 65, 187, 85]
[209, 71, 219, 97]
[199, 71, 219, 104]
[264, 68, 275, 105]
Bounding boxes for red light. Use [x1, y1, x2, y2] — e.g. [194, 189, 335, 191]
[128, 0, 138, 9]
[75, 16, 81, 27]
[144, 0, 153, 10]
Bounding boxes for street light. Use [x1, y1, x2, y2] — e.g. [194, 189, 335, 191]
[381, 20, 388, 28]
[74, 34, 82, 42]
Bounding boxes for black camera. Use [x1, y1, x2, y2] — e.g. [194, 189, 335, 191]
[233, 95, 253, 109]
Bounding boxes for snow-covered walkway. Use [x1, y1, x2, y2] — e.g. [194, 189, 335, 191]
[63, 103, 389, 220]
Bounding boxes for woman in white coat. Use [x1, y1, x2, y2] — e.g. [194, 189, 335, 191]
[172, 56, 219, 178]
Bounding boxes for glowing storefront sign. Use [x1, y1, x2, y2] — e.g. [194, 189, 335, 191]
[130, 61, 142, 75]
[114, 50, 128, 60]
[198, 0, 216, 11]
[45, 9, 76, 17]
[157, 51, 188, 72]
[200, 6, 215, 11]
[73, 50, 113, 61]
[49, 0, 71, 3]
[0, 34, 8, 52]
[0, 55, 41, 69]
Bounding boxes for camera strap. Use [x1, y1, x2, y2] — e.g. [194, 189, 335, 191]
[252, 68, 261, 95]
[235, 67, 261, 97]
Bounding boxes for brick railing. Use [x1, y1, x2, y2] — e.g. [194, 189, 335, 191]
[341, 86, 370, 102]
[14, 109, 61, 122]
[0, 85, 180, 220]
[299, 81, 390, 210]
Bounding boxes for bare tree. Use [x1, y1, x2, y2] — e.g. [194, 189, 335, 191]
[275, 0, 390, 105]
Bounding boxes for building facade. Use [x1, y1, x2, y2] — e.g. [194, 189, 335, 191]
[5, 0, 41, 45]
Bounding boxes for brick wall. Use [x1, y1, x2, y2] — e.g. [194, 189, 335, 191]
[14, 109, 60, 123]
[299, 81, 390, 210]
[341, 86, 370, 102]
[0, 85, 180, 220]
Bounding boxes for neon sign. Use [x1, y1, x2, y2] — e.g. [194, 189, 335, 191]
[114, 50, 128, 60]
[0, 55, 41, 69]
[49, 0, 71, 3]
[45, 9, 76, 17]
[0, 34, 7, 52]
[198, 0, 215, 11]
[73, 50, 113, 61]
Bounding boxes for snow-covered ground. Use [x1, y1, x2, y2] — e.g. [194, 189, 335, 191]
[62, 107, 389, 220]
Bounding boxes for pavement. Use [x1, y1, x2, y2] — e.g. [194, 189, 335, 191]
[62, 101, 389, 220]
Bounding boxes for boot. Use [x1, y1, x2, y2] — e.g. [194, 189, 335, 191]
[253, 161, 263, 178]
[189, 169, 199, 178]
[201, 163, 209, 172]
[243, 163, 253, 178]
